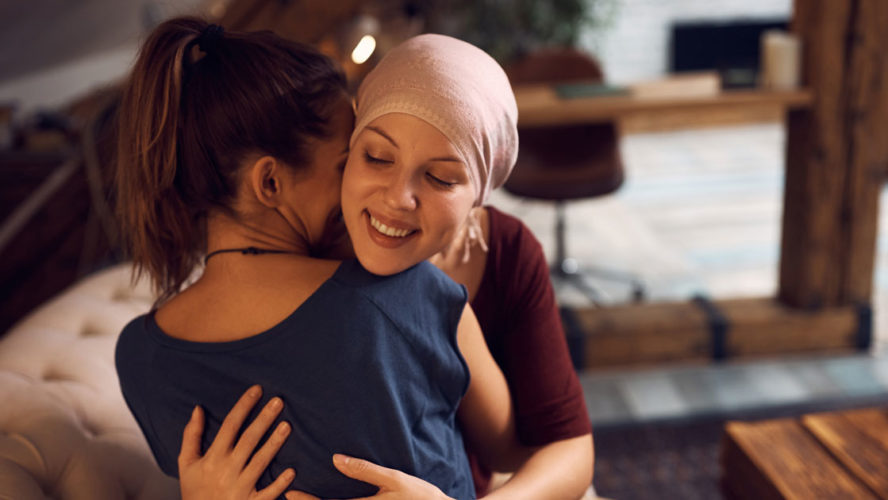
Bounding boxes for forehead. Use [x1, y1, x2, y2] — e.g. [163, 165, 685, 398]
[364, 113, 460, 155]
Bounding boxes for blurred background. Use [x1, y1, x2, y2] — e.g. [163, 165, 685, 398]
[1, 1, 887, 498]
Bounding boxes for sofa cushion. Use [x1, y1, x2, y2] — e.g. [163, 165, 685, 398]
[0, 263, 178, 499]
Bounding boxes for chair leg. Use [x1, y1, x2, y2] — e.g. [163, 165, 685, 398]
[550, 201, 645, 304]
[551, 201, 604, 303]
[583, 265, 646, 302]
[554, 201, 568, 273]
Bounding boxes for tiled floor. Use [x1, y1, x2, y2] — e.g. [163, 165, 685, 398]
[578, 353, 888, 426]
[489, 122, 888, 425]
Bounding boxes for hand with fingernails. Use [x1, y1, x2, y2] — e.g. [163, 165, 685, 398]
[178, 385, 454, 500]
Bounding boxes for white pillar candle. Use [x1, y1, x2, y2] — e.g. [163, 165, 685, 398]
[760, 30, 802, 90]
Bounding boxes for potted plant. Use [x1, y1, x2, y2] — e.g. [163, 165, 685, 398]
[424, 0, 613, 65]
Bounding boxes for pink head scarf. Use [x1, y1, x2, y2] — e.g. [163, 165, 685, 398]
[351, 33, 519, 207]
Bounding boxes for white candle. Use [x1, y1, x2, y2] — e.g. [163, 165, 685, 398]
[760, 30, 802, 90]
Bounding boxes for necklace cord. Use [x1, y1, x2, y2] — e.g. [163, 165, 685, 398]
[204, 246, 296, 265]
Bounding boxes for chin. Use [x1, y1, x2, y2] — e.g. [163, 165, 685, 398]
[355, 252, 414, 277]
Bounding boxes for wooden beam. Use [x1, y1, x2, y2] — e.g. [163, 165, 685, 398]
[219, 0, 362, 45]
[779, 0, 888, 308]
[217, 0, 266, 31]
[571, 298, 861, 368]
[839, 0, 888, 305]
[721, 298, 859, 357]
[779, 0, 853, 309]
[574, 300, 711, 368]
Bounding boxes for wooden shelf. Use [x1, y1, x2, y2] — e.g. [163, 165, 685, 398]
[514, 85, 814, 128]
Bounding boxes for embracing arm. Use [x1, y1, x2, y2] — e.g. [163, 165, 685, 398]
[179, 304, 591, 500]
[455, 305, 593, 499]
[483, 434, 593, 500]
[177, 385, 454, 500]
[454, 303, 522, 471]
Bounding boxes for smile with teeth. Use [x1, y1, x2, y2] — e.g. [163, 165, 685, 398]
[369, 214, 415, 238]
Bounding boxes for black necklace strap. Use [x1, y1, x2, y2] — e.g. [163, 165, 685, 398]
[204, 246, 296, 265]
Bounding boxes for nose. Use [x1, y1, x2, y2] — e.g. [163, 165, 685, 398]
[383, 173, 418, 211]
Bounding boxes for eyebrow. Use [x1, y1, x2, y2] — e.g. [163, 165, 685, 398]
[428, 155, 463, 163]
[366, 126, 462, 163]
[366, 126, 398, 148]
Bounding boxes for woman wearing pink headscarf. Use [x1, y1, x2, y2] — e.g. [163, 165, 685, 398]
[179, 33, 593, 499]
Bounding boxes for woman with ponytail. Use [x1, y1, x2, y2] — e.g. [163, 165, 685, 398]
[115, 17, 351, 307]
[115, 17, 533, 500]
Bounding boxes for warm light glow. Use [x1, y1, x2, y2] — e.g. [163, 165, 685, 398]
[351, 35, 377, 64]
[209, 2, 227, 18]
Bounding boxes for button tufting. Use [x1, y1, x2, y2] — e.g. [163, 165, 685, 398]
[2, 262, 179, 499]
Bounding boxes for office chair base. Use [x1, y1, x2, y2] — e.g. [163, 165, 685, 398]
[552, 259, 645, 305]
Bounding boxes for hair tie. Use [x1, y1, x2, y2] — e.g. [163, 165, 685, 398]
[198, 24, 224, 54]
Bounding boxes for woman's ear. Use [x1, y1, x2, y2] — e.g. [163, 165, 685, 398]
[248, 156, 283, 208]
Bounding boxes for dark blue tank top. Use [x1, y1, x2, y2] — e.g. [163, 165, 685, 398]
[116, 259, 475, 499]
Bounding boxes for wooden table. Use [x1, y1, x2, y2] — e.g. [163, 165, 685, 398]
[721, 407, 888, 499]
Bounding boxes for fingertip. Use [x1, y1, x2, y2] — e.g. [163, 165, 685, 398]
[184, 406, 201, 431]
[332, 453, 349, 467]
[249, 384, 263, 398]
[284, 489, 309, 500]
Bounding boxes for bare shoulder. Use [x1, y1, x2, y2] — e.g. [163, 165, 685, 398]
[155, 257, 342, 342]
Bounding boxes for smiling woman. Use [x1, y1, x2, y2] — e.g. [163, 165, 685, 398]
[343, 113, 476, 276]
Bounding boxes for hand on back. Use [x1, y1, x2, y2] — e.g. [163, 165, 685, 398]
[178, 386, 294, 500]
[179, 385, 453, 500]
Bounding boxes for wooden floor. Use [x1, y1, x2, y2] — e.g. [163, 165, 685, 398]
[490, 122, 789, 306]
[488, 121, 888, 425]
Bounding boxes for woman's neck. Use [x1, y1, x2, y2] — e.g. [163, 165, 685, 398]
[205, 211, 311, 257]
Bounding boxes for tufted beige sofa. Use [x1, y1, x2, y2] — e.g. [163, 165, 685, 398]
[0, 263, 178, 499]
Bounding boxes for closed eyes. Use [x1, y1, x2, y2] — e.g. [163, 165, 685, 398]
[364, 150, 458, 188]
[426, 173, 455, 187]
[364, 151, 390, 164]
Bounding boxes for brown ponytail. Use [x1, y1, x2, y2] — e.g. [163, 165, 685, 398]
[116, 17, 346, 305]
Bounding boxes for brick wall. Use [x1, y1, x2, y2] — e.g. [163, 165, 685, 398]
[580, 0, 792, 84]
